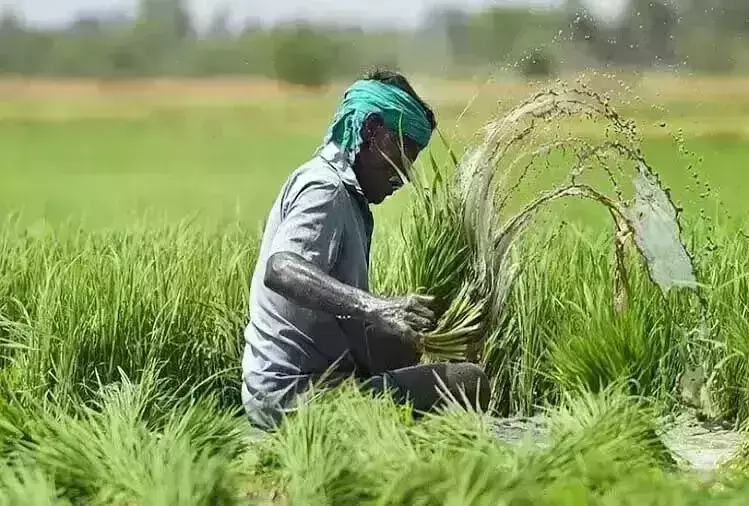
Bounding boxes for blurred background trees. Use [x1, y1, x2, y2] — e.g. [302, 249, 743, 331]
[0, 0, 747, 86]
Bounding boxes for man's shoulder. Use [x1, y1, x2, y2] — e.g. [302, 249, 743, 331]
[293, 154, 346, 185]
[283, 155, 348, 202]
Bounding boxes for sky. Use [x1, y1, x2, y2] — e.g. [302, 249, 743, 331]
[9, 0, 627, 29]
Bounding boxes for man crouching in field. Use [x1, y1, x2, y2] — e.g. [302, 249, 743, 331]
[241, 68, 490, 430]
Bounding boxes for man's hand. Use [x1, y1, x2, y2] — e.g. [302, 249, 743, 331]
[365, 294, 437, 346]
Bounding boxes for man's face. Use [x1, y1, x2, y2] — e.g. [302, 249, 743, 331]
[356, 117, 424, 205]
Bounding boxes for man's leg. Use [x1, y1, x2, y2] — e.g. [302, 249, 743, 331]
[362, 362, 491, 414]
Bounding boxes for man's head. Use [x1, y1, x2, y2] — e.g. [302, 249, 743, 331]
[323, 68, 437, 205]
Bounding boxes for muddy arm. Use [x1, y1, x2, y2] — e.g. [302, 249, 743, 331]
[265, 251, 436, 345]
[265, 251, 380, 322]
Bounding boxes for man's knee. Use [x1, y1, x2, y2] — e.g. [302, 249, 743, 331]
[444, 362, 491, 412]
[389, 362, 491, 413]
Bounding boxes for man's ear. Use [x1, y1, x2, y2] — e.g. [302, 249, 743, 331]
[361, 114, 385, 146]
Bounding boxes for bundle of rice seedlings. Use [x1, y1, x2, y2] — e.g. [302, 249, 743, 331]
[392, 84, 701, 365]
[391, 138, 490, 362]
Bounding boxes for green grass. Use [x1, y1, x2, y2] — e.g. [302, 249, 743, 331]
[3, 77, 749, 503]
[1, 217, 749, 503]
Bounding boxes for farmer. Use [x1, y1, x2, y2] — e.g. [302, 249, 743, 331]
[241, 69, 490, 430]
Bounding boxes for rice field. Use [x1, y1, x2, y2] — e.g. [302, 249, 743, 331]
[3, 74, 749, 504]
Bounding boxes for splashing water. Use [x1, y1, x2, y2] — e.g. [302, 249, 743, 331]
[458, 84, 700, 306]
[624, 160, 698, 292]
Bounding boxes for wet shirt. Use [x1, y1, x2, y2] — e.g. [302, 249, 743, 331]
[241, 142, 375, 429]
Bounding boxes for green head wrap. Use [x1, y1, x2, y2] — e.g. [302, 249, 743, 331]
[322, 79, 433, 164]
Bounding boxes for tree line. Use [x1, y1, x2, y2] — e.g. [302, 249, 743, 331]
[0, 0, 747, 86]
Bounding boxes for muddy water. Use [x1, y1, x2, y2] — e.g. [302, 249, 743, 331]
[662, 414, 743, 474]
[491, 413, 743, 475]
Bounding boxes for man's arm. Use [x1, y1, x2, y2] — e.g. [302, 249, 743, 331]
[265, 251, 377, 320]
[265, 251, 436, 343]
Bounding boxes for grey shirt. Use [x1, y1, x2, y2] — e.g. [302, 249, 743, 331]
[241, 142, 375, 429]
